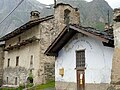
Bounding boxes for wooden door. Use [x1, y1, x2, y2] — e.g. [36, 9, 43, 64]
[77, 70, 85, 90]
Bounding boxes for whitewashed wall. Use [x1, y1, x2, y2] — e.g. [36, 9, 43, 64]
[55, 34, 114, 84]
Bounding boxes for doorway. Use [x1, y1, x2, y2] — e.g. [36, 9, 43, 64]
[76, 50, 85, 90]
[76, 70, 85, 90]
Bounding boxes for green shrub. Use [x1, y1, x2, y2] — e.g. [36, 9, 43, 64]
[26, 83, 34, 88]
[0, 79, 2, 86]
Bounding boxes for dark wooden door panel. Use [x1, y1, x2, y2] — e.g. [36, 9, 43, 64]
[77, 70, 85, 90]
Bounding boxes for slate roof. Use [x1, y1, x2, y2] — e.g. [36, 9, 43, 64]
[0, 15, 54, 42]
[71, 24, 113, 41]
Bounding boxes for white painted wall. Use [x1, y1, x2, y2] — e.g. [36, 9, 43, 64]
[55, 34, 114, 84]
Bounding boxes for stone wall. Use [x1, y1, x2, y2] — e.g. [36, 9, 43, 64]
[3, 67, 28, 85]
[54, 4, 80, 39]
[3, 25, 41, 85]
[0, 45, 4, 86]
[111, 8, 120, 89]
[38, 19, 55, 84]
[37, 4, 80, 84]
[44, 62, 55, 82]
[3, 17, 56, 85]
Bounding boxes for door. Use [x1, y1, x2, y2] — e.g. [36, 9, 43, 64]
[76, 50, 85, 90]
[77, 70, 85, 90]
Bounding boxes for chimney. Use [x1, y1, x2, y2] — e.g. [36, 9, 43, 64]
[30, 11, 40, 21]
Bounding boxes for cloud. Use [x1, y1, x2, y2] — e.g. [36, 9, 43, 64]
[36, 0, 54, 5]
[106, 0, 120, 9]
[37, 0, 120, 9]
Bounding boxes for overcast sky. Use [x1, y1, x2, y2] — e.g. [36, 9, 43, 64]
[36, 0, 120, 9]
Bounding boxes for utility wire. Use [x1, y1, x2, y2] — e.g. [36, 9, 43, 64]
[0, 0, 24, 25]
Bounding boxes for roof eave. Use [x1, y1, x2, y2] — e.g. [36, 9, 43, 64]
[0, 15, 54, 42]
[45, 25, 112, 56]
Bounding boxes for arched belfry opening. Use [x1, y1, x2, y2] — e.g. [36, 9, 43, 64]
[64, 9, 71, 25]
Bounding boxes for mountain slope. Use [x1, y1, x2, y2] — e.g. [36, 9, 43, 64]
[57, 0, 113, 30]
[0, 0, 46, 37]
[0, 0, 113, 37]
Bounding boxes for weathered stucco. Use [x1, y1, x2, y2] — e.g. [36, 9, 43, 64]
[3, 19, 55, 85]
[55, 33, 114, 89]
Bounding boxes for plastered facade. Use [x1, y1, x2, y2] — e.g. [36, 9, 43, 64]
[3, 19, 55, 85]
[55, 33, 114, 90]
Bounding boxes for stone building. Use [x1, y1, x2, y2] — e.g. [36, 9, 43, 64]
[111, 8, 120, 89]
[0, 44, 4, 86]
[0, 3, 80, 86]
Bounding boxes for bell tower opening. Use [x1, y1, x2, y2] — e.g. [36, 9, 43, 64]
[54, 3, 80, 33]
[64, 9, 71, 25]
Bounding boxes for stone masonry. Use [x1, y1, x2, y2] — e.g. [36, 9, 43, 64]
[54, 3, 80, 39]
[0, 44, 4, 86]
[1, 3, 80, 86]
[111, 8, 120, 89]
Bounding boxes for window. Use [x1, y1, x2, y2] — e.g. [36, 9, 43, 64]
[76, 50, 85, 68]
[7, 77, 8, 84]
[18, 36, 21, 42]
[64, 9, 71, 25]
[16, 56, 19, 66]
[30, 55, 33, 66]
[7, 58, 10, 67]
[15, 77, 17, 85]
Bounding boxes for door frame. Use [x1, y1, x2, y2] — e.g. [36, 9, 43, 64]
[76, 70, 85, 90]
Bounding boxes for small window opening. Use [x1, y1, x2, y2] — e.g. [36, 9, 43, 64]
[18, 36, 21, 42]
[64, 9, 71, 25]
[7, 58, 10, 67]
[16, 56, 19, 66]
[7, 77, 8, 84]
[15, 77, 17, 85]
[30, 55, 33, 66]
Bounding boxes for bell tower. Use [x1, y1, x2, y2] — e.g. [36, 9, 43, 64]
[54, 3, 80, 34]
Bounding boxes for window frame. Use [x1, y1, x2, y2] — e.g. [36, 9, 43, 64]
[76, 49, 85, 68]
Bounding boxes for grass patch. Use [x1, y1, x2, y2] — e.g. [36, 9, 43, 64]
[0, 87, 23, 90]
[0, 81, 55, 90]
[32, 81, 55, 90]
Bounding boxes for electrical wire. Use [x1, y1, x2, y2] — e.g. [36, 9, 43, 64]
[0, 0, 24, 25]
